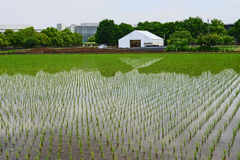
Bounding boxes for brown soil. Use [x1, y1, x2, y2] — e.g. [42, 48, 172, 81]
[14, 47, 164, 54]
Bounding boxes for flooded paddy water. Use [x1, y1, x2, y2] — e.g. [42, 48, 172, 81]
[0, 55, 240, 160]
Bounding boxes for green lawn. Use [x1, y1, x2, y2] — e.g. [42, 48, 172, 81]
[0, 53, 240, 76]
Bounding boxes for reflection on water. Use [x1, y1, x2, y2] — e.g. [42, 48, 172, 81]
[119, 57, 163, 69]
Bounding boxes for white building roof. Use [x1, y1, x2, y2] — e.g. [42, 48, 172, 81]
[0, 25, 32, 30]
[134, 30, 163, 40]
[80, 23, 99, 26]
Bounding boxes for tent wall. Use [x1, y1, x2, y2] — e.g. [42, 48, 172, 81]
[119, 35, 130, 48]
[152, 39, 164, 46]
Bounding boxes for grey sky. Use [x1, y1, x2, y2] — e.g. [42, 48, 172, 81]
[1, 0, 239, 29]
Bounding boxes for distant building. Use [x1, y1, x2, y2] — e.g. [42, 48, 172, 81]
[0, 24, 42, 33]
[60, 23, 99, 42]
[75, 23, 98, 42]
[66, 24, 79, 33]
[119, 30, 164, 48]
[57, 23, 66, 31]
[224, 24, 234, 31]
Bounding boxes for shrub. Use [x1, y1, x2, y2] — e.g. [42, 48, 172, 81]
[167, 30, 193, 47]
[88, 36, 95, 42]
[165, 45, 236, 52]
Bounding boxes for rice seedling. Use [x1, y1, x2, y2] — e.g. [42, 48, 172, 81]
[15, 152, 18, 159]
[0, 142, 2, 150]
[131, 145, 134, 152]
[27, 146, 30, 155]
[148, 150, 152, 159]
[5, 150, 9, 157]
[18, 146, 21, 153]
[193, 150, 197, 160]
[91, 151, 94, 159]
[124, 147, 127, 157]
[4, 137, 7, 144]
[142, 145, 145, 153]
[25, 154, 29, 160]
[148, 140, 152, 149]
[57, 151, 61, 160]
[136, 149, 139, 159]
[195, 141, 200, 150]
[102, 152, 105, 159]
[155, 145, 158, 155]
[209, 145, 214, 155]
[213, 139, 216, 147]
[237, 151, 240, 160]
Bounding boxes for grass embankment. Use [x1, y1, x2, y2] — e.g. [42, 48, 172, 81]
[0, 54, 240, 76]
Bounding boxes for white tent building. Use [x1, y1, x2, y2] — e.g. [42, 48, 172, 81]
[118, 30, 164, 48]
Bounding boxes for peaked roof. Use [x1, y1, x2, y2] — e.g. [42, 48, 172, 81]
[134, 30, 163, 40]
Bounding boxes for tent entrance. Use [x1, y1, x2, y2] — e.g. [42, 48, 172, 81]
[130, 40, 141, 47]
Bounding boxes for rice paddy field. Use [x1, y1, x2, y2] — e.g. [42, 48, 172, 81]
[1, 53, 240, 160]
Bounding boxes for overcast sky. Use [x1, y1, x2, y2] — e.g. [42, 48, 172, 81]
[1, 0, 240, 29]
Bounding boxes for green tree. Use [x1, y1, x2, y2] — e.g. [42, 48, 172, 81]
[36, 32, 51, 46]
[60, 28, 82, 45]
[73, 32, 83, 45]
[182, 17, 208, 39]
[10, 27, 37, 46]
[95, 19, 123, 45]
[109, 24, 123, 45]
[0, 33, 10, 46]
[60, 29, 73, 46]
[23, 37, 39, 48]
[0, 38, 3, 46]
[136, 21, 169, 44]
[162, 22, 176, 45]
[118, 23, 134, 38]
[167, 30, 193, 47]
[209, 19, 227, 35]
[4, 27, 51, 47]
[196, 33, 223, 47]
[70, 34, 77, 45]
[95, 19, 114, 44]
[88, 36, 95, 42]
[136, 21, 164, 37]
[228, 19, 240, 42]
[3, 29, 14, 37]
[222, 35, 234, 45]
[3, 29, 15, 45]
[41, 27, 63, 46]
[133, 17, 208, 45]
[174, 21, 184, 31]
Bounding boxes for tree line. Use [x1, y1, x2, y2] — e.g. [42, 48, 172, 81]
[166, 30, 235, 52]
[1, 17, 239, 49]
[95, 17, 240, 46]
[0, 27, 83, 48]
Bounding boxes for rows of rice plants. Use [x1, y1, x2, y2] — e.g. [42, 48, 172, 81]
[0, 67, 240, 159]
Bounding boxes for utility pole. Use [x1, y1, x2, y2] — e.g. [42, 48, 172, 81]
[164, 33, 165, 46]
[207, 19, 209, 36]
